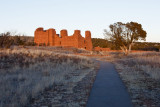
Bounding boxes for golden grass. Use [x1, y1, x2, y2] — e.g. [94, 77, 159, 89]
[108, 52, 160, 106]
[0, 47, 95, 107]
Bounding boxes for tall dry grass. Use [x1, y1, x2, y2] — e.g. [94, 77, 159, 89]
[110, 52, 160, 106]
[0, 48, 95, 107]
[116, 52, 160, 80]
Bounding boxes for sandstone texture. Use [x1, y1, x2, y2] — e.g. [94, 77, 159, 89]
[34, 28, 93, 51]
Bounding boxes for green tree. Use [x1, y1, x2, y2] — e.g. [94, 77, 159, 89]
[104, 22, 147, 55]
[91, 38, 108, 48]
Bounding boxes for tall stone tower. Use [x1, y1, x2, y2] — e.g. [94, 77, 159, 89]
[85, 31, 93, 51]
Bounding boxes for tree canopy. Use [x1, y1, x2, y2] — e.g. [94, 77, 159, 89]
[104, 22, 147, 54]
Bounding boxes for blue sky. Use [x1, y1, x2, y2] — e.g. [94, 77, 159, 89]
[0, 0, 160, 42]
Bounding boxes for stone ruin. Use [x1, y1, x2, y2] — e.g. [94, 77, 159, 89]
[94, 46, 110, 51]
[34, 27, 93, 51]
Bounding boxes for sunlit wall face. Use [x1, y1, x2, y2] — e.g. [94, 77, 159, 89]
[0, 0, 160, 42]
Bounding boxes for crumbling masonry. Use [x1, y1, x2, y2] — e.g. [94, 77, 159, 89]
[34, 28, 93, 50]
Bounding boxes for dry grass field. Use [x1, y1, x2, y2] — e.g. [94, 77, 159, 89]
[104, 52, 160, 107]
[0, 47, 97, 107]
[1, 46, 159, 107]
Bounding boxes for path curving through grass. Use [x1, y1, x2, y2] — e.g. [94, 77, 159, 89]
[87, 60, 133, 107]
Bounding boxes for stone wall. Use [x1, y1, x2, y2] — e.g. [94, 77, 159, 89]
[34, 27, 93, 51]
[94, 46, 110, 51]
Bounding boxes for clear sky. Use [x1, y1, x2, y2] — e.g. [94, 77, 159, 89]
[0, 0, 160, 42]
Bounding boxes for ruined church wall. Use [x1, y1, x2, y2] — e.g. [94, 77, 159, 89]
[78, 36, 86, 49]
[48, 29, 56, 46]
[34, 28, 49, 45]
[61, 36, 78, 48]
[85, 31, 93, 51]
[85, 39, 92, 51]
[34, 28, 93, 50]
[53, 34, 61, 46]
[72, 30, 86, 49]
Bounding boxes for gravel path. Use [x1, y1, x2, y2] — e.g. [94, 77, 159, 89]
[87, 61, 133, 107]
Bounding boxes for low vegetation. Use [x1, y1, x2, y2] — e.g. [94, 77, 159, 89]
[105, 52, 160, 107]
[0, 31, 160, 52]
[0, 32, 34, 48]
[0, 47, 96, 107]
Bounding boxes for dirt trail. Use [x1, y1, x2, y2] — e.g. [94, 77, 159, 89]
[87, 60, 133, 107]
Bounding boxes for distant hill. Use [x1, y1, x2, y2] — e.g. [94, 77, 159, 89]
[1, 34, 159, 51]
[92, 38, 108, 48]
[132, 42, 160, 51]
[92, 38, 160, 51]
